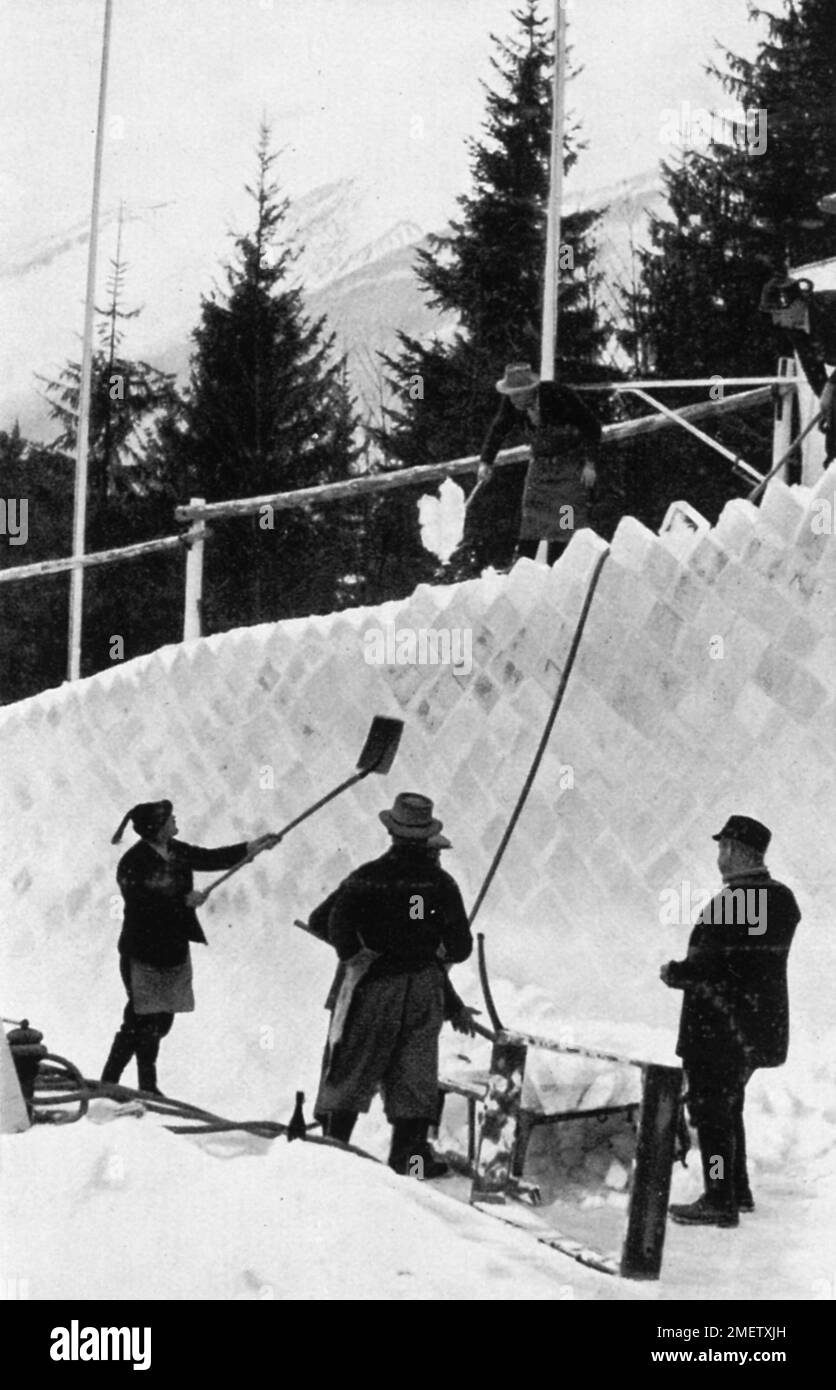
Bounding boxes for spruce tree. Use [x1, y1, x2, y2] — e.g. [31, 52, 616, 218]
[376, 0, 610, 569]
[628, 0, 836, 526]
[168, 123, 360, 629]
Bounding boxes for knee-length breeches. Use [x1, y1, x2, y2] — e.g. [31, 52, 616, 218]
[316, 964, 445, 1120]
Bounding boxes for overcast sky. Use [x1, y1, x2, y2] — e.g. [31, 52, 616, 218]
[1, 0, 766, 258]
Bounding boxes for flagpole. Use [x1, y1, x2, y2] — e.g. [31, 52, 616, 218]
[540, 0, 567, 382]
[67, 0, 113, 682]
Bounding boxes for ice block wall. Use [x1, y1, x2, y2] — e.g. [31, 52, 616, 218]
[2, 469, 836, 1108]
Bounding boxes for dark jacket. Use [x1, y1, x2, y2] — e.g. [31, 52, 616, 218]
[311, 880, 469, 1019]
[666, 869, 800, 1068]
[117, 838, 247, 968]
[480, 380, 602, 467]
[325, 845, 473, 979]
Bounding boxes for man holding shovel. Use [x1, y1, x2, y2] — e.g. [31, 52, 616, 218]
[314, 793, 473, 1177]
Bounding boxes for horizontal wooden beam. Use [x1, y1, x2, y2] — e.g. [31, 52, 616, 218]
[604, 384, 771, 444]
[0, 532, 185, 587]
[577, 376, 790, 391]
[176, 387, 773, 524]
[500, 1027, 661, 1071]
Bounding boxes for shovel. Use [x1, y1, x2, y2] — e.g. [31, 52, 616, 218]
[201, 716, 404, 902]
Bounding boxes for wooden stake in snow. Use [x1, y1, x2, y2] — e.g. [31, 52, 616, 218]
[67, 0, 113, 682]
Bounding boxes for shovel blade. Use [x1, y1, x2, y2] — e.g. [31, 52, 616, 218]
[356, 716, 404, 776]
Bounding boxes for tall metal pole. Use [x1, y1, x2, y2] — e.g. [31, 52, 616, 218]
[67, 0, 113, 682]
[539, 0, 567, 383]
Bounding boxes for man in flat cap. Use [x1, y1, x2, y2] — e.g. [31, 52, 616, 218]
[314, 793, 472, 1177]
[661, 815, 800, 1227]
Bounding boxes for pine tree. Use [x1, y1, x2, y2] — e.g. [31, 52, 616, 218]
[167, 123, 360, 629]
[376, 0, 610, 569]
[627, 0, 836, 526]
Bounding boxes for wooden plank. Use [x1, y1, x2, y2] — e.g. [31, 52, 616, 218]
[527, 1102, 640, 1125]
[502, 1026, 653, 1070]
[472, 1202, 620, 1277]
[439, 1076, 489, 1100]
[577, 377, 784, 391]
[0, 533, 184, 586]
[619, 1063, 682, 1280]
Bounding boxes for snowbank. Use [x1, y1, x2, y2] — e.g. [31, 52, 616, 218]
[4, 468, 836, 1299]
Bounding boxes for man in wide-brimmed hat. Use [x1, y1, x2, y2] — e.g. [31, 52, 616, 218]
[472, 362, 602, 566]
[314, 792, 472, 1177]
[660, 815, 800, 1227]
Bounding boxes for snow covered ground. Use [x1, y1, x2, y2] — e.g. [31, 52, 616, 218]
[3, 967, 835, 1302]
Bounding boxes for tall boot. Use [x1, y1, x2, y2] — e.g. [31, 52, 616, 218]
[323, 1110, 358, 1144]
[134, 1035, 163, 1096]
[388, 1118, 448, 1179]
[100, 1030, 136, 1085]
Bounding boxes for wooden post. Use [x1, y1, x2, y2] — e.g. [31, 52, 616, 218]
[67, 0, 113, 682]
[620, 1063, 682, 1280]
[183, 498, 206, 641]
[540, 0, 567, 382]
[534, 0, 567, 567]
[470, 1035, 528, 1204]
[771, 357, 797, 482]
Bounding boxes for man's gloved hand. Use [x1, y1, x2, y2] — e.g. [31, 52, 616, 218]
[185, 889, 207, 908]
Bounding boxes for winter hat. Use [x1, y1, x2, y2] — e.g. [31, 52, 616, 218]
[111, 800, 173, 845]
[712, 815, 771, 856]
[379, 792, 443, 840]
[496, 362, 540, 395]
